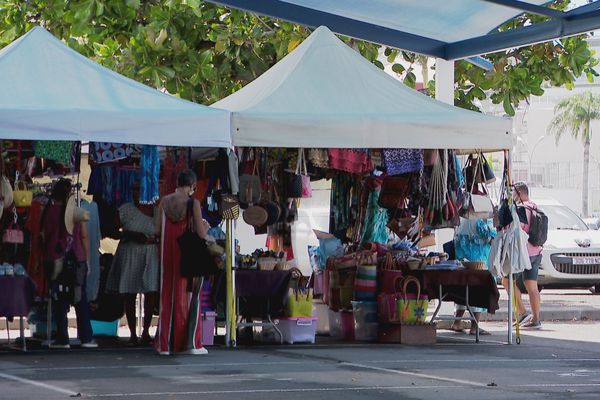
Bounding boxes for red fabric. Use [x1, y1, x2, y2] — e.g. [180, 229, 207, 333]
[155, 216, 203, 354]
[24, 201, 47, 297]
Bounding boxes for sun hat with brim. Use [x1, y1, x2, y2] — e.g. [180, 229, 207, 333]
[1, 176, 14, 210]
[64, 196, 90, 235]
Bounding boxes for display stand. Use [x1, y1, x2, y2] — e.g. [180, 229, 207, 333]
[429, 284, 480, 343]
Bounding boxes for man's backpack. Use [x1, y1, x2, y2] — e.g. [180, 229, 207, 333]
[518, 206, 548, 247]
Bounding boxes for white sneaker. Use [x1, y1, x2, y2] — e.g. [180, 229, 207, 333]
[158, 351, 170, 356]
[184, 347, 208, 355]
[81, 341, 98, 349]
[49, 342, 70, 349]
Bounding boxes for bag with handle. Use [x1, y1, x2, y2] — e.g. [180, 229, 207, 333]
[378, 275, 403, 323]
[462, 154, 494, 220]
[397, 276, 429, 323]
[379, 252, 404, 294]
[285, 288, 313, 317]
[178, 198, 219, 278]
[353, 264, 377, 301]
[239, 156, 261, 209]
[289, 149, 312, 198]
[3, 221, 24, 244]
[378, 175, 411, 210]
[13, 181, 32, 208]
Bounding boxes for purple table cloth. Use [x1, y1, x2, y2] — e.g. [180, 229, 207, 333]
[0, 276, 36, 319]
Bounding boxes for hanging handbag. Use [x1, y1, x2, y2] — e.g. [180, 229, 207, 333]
[285, 288, 313, 317]
[219, 193, 240, 220]
[481, 154, 496, 184]
[378, 175, 411, 210]
[202, 178, 223, 228]
[13, 181, 32, 208]
[178, 198, 219, 278]
[382, 148, 424, 176]
[289, 149, 311, 198]
[239, 156, 261, 209]
[462, 155, 494, 220]
[3, 221, 24, 244]
[308, 148, 329, 168]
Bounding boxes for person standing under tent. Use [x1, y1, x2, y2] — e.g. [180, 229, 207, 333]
[42, 178, 97, 349]
[106, 183, 159, 346]
[502, 182, 543, 330]
[154, 169, 209, 355]
[450, 217, 496, 335]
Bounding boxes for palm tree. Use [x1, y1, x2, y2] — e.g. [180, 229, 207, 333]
[547, 91, 600, 217]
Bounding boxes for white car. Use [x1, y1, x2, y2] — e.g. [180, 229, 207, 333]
[536, 199, 600, 292]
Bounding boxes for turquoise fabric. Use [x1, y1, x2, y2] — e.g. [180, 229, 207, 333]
[454, 218, 496, 266]
[139, 145, 160, 205]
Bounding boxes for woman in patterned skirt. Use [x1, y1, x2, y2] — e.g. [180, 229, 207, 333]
[106, 185, 159, 346]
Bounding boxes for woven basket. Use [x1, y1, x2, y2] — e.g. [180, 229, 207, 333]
[463, 261, 486, 270]
[258, 257, 281, 271]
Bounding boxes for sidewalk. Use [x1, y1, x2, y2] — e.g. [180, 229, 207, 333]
[434, 288, 600, 323]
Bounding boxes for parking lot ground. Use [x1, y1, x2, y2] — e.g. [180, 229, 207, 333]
[2, 321, 600, 400]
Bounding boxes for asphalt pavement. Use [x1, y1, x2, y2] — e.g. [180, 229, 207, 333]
[1, 321, 600, 400]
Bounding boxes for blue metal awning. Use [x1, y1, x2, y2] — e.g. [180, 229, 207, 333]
[207, 0, 600, 60]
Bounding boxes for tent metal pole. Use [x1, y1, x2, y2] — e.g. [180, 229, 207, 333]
[225, 219, 237, 347]
[435, 59, 454, 105]
[225, 220, 231, 347]
[506, 149, 514, 345]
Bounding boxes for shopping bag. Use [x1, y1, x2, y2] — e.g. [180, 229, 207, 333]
[285, 288, 313, 317]
[377, 275, 403, 322]
[379, 253, 404, 294]
[353, 265, 377, 301]
[397, 276, 429, 323]
[328, 266, 356, 311]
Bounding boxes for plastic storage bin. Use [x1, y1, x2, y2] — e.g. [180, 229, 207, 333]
[352, 301, 378, 342]
[328, 309, 354, 340]
[262, 317, 318, 344]
[91, 319, 119, 337]
[202, 311, 217, 346]
[313, 300, 329, 335]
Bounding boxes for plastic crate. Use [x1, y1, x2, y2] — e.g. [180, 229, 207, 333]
[328, 309, 354, 341]
[202, 311, 217, 346]
[262, 317, 318, 344]
[91, 320, 119, 337]
[352, 301, 378, 342]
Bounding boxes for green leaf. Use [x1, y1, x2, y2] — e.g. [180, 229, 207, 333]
[373, 60, 384, 70]
[391, 63, 405, 74]
[403, 72, 416, 88]
[503, 95, 515, 116]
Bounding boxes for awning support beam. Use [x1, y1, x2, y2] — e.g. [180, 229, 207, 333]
[481, 0, 565, 19]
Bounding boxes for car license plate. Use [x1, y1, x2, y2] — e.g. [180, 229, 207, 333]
[573, 257, 600, 265]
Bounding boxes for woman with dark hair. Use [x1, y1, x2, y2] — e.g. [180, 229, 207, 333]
[43, 178, 96, 349]
[154, 169, 209, 355]
[106, 183, 158, 346]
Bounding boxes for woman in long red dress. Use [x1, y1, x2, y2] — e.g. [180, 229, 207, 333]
[155, 169, 210, 355]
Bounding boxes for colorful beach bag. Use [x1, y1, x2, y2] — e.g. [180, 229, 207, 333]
[397, 276, 429, 323]
[353, 264, 377, 301]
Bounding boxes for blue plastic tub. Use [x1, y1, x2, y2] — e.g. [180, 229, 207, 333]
[91, 320, 119, 337]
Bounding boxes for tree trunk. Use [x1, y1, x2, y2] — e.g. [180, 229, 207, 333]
[582, 125, 591, 217]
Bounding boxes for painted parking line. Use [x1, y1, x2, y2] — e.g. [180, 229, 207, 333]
[8, 357, 600, 372]
[0, 371, 79, 397]
[340, 362, 489, 387]
[83, 385, 465, 397]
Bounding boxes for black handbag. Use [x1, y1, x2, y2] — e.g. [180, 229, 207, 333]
[178, 198, 218, 279]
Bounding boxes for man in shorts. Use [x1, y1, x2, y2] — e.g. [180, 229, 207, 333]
[501, 182, 542, 329]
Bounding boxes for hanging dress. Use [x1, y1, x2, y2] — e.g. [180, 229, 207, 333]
[155, 205, 203, 354]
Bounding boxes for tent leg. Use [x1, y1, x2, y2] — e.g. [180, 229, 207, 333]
[435, 58, 454, 105]
[225, 219, 237, 348]
[507, 149, 514, 345]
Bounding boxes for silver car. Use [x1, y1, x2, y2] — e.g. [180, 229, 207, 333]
[536, 199, 600, 293]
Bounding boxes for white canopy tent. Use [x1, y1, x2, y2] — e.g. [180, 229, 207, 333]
[0, 27, 231, 148]
[214, 26, 512, 150]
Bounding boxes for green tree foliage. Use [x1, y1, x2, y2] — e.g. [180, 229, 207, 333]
[0, 0, 597, 113]
[547, 91, 600, 217]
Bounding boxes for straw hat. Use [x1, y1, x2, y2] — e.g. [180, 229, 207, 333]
[0, 176, 13, 219]
[64, 195, 90, 235]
